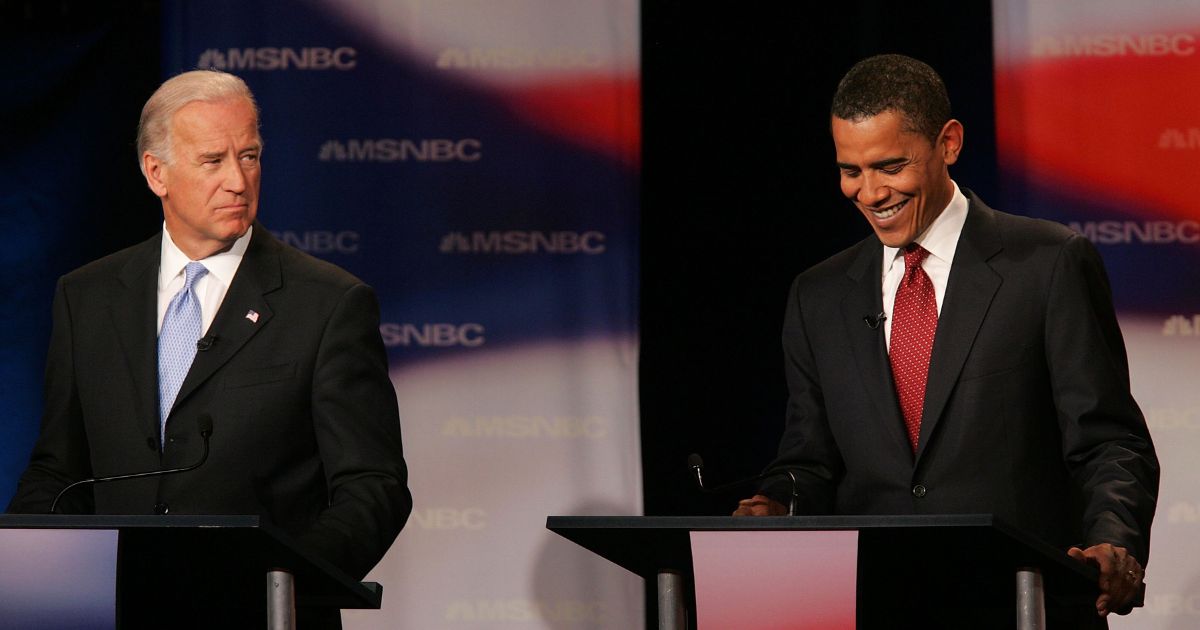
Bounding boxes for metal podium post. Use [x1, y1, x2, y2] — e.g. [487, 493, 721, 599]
[267, 569, 297, 630]
[1015, 566, 1046, 630]
[657, 569, 687, 630]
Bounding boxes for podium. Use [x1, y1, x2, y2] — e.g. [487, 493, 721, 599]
[547, 514, 1099, 630]
[0, 514, 382, 629]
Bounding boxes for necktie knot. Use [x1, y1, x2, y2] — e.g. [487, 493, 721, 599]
[902, 244, 930, 281]
[183, 262, 208, 290]
[903, 242, 929, 264]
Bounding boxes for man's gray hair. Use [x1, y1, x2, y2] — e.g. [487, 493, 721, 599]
[136, 70, 260, 176]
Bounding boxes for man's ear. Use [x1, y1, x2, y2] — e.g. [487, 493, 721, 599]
[142, 152, 168, 198]
[938, 119, 964, 166]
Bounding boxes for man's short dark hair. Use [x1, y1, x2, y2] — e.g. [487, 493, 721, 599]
[831, 54, 951, 142]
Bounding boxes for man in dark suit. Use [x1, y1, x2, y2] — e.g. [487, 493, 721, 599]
[734, 55, 1158, 622]
[7, 70, 411, 588]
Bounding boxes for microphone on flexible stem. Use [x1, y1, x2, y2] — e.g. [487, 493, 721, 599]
[863, 312, 887, 330]
[49, 414, 215, 514]
[688, 453, 800, 516]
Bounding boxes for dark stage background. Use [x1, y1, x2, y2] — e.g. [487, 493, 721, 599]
[1, 1, 164, 502]
[2, 0, 997, 529]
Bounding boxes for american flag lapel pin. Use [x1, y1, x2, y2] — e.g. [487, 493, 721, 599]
[245, 309, 260, 324]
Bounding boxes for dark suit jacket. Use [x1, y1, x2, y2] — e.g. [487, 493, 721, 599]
[8, 224, 412, 580]
[764, 192, 1158, 566]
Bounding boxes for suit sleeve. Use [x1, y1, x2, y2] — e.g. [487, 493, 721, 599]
[1045, 234, 1159, 565]
[760, 275, 843, 511]
[6, 277, 95, 514]
[296, 282, 412, 579]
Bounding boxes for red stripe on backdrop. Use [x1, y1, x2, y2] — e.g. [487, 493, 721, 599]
[500, 77, 641, 167]
[995, 46, 1200, 219]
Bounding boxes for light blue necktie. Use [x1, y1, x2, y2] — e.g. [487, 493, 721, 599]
[158, 262, 208, 443]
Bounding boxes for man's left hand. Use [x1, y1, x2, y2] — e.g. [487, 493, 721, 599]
[1067, 543, 1144, 617]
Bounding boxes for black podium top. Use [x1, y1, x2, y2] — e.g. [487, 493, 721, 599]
[547, 513, 1098, 601]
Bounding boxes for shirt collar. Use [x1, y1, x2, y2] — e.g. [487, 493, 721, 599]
[883, 180, 969, 271]
[159, 224, 253, 289]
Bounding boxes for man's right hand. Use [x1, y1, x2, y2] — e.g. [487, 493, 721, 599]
[732, 494, 787, 516]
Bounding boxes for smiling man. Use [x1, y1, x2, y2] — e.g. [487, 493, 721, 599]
[733, 55, 1158, 626]
[8, 70, 411, 626]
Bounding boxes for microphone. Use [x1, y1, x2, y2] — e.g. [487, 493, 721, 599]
[196, 335, 217, 351]
[688, 453, 800, 516]
[687, 453, 705, 489]
[49, 414, 215, 514]
[863, 312, 887, 329]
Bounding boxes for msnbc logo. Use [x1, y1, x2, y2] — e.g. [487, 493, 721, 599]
[318, 138, 481, 163]
[439, 231, 606, 255]
[1032, 33, 1195, 58]
[197, 47, 357, 71]
[436, 46, 603, 70]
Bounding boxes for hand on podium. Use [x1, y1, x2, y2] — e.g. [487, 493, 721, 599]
[1067, 542, 1144, 617]
[731, 494, 788, 516]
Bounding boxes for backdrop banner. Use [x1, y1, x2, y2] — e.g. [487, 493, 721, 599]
[163, 0, 642, 627]
[993, 2, 1200, 627]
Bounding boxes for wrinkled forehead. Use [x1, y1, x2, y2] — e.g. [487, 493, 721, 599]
[170, 98, 262, 147]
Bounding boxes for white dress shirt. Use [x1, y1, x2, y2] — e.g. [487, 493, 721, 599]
[882, 182, 969, 350]
[157, 225, 252, 335]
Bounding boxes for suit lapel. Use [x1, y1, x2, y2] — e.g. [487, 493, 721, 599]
[840, 238, 911, 455]
[915, 194, 1003, 462]
[170, 226, 280, 416]
[112, 235, 162, 444]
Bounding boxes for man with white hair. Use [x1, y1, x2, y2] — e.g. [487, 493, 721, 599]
[8, 70, 411, 623]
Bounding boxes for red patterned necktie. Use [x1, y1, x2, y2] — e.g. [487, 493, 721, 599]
[889, 244, 937, 452]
